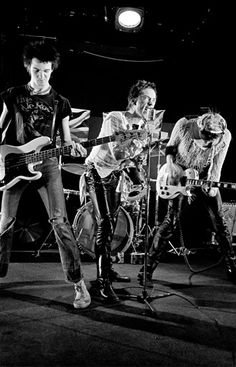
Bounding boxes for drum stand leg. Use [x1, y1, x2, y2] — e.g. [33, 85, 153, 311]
[33, 227, 54, 258]
[118, 128, 172, 318]
[129, 198, 146, 253]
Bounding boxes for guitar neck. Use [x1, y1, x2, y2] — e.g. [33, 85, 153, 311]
[25, 129, 144, 163]
[81, 135, 116, 148]
[187, 179, 236, 190]
[26, 145, 72, 163]
[80, 129, 144, 148]
[26, 135, 118, 163]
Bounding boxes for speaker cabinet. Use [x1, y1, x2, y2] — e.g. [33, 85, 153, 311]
[222, 202, 236, 236]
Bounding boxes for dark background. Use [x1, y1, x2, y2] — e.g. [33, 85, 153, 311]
[0, 1, 234, 180]
[0, 2, 235, 252]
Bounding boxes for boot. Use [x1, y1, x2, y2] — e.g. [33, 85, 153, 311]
[217, 227, 236, 284]
[95, 278, 120, 302]
[110, 268, 131, 282]
[137, 262, 158, 287]
[225, 255, 236, 284]
[92, 253, 120, 302]
[109, 259, 131, 282]
[137, 236, 168, 286]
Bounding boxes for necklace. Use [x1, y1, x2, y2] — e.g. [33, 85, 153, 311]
[27, 83, 51, 95]
[125, 111, 144, 129]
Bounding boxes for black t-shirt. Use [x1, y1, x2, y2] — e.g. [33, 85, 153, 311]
[0, 85, 71, 145]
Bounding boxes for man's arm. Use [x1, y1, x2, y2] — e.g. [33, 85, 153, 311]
[62, 115, 87, 157]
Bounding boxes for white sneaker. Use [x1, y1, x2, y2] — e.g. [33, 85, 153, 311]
[73, 279, 91, 309]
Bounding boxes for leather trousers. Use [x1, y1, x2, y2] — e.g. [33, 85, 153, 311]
[140, 188, 236, 280]
[85, 166, 121, 280]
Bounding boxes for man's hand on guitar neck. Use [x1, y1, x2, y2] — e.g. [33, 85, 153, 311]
[64, 140, 87, 158]
[202, 184, 218, 197]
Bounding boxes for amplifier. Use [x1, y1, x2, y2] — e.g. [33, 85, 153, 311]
[222, 202, 236, 236]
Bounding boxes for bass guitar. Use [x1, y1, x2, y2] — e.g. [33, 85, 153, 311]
[0, 129, 146, 191]
[156, 163, 236, 199]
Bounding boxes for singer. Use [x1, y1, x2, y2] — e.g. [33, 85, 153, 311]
[81, 80, 162, 302]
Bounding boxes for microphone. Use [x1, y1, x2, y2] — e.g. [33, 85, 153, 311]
[146, 108, 155, 121]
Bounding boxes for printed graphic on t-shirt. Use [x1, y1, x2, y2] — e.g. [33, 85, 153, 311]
[16, 95, 53, 138]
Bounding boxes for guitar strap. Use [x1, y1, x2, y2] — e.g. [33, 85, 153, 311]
[0, 117, 11, 144]
[51, 99, 58, 145]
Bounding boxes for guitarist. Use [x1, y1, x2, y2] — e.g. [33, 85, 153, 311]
[83, 80, 162, 302]
[0, 40, 91, 309]
[137, 111, 236, 285]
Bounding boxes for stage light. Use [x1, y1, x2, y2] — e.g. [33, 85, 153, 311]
[115, 7, 144, 32]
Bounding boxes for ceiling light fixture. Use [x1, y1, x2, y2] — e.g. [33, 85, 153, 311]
[115, 7, 144, 32]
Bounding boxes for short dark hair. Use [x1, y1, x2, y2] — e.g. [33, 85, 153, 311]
[23, 40, 60, 70]
[127, 79, 157, 108]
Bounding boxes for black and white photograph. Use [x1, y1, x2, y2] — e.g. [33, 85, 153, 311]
[0, 2, 235, 366]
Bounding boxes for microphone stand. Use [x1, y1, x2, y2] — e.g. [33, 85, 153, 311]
[136, 118, 170, 316]
[118, 115, 171, 318]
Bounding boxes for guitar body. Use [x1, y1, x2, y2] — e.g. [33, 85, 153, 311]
[157, 163, 236, 199]
[156, 163, 199, 199]
[0, 129, 147, 191]
[0, 136, 51, 191]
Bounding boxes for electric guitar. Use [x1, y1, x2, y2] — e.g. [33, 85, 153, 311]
[156, 163, 236, 199]
[0, 129, 146, 191]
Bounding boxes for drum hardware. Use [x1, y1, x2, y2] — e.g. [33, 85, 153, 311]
[127, 196, 147, 254]
[63, 189, 90, 211]
[76, 227, 96, 259]
[72, 201, 134, 259]
[32, 227, 55, 258]
[149, 137, 169, 158]
[63, 189, 81, 202]
[121, 164, 146, 203]
[63, 189, 79, 195]
[120, 172, 136, 203]
[130, 252, 145, 264]
[127, 185, 147, 202]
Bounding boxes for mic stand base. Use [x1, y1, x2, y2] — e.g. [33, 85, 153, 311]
[118, 285, 172, 318]
[137, 291, 170, 317]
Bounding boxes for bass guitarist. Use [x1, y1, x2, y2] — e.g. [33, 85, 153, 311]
[0, 40, 92, 309]
[138, 111, 236, 285]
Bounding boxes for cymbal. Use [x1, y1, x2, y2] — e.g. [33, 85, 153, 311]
[61, 163, 86, 175]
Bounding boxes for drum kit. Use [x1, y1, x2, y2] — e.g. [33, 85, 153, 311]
[61, 161, 149, 259]
[59, 128, 170, 260]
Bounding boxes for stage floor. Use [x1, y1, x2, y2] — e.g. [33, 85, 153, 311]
[0, 257, 236, 367]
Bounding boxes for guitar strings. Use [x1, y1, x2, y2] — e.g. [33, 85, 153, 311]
[3, 129, 147, 169]
[4, 146, 72, 169]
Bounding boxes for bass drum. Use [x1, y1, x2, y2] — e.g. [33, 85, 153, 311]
[72, 201, 134, 259]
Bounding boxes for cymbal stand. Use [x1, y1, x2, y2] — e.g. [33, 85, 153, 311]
[128, 198, 146, 253]
[151, 140, 167, 236]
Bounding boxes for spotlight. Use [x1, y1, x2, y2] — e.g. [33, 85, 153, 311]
[115, 7, 144, 32]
